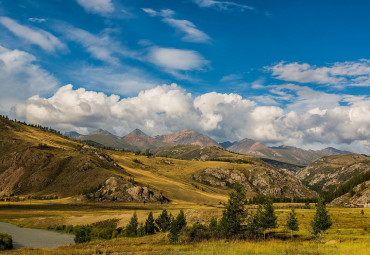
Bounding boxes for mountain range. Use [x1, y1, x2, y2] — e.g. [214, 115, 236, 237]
[66, 128, 351, 166]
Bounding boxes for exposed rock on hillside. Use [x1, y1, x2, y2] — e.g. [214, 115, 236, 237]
[330, 180, 370, 206]
[193, 167, 316, 198]
[297, 154, 370, 192]
[85, 177, 168, 202]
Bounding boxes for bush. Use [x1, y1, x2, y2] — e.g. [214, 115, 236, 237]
[0, 233, 12, 251]
[74, 226, 91, 243]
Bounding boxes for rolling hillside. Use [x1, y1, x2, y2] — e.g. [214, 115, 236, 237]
[0, 116, 316, 203]
[296, 154, 370, 193]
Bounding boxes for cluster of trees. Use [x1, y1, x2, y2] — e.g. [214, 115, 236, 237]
[0, 233, 12, 251]
[174, 184, 331, 242]
[325, 170, 370, 203]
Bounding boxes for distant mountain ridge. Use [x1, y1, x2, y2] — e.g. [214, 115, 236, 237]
[66, 128, 353, 165]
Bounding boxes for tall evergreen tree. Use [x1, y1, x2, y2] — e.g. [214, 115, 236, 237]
[286, 208, 299, 239]
[258, 198, 277, 240]
[124, 212, 139, 237]
[219, 183, 248, 238]
[155, 209, 172, 232]
[311, 199, 332, 238]
[168, 210, 187, 243]
[145, 212, 156, 234]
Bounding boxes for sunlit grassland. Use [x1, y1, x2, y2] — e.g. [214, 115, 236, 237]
[1, 201, 369, 254]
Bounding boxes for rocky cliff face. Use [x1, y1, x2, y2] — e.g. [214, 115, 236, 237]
[297, 154, 370, 192]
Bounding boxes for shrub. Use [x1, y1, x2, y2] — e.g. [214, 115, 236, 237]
[74, 226, 91, 243]
[0, 233, 12, 251]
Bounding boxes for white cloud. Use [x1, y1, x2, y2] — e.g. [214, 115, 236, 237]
[13, 83, 370, 153]
[0, 46, 58, 113]
[142, 8, 210, 43]
[76, 0, 114, 15]
[28, 18, 46, 23]
[193, 0, 254, 11]
[148, 47, 208, 71]
[163, 18, 210, 43]
[55, 23, 138, 64]
[0, 17, 66, 53]
[268, 60, 370, 87]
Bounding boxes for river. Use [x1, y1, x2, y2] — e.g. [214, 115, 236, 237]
[0, 222, 75, 249]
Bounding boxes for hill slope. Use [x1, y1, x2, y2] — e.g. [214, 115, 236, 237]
[155, 129, 221, 147]
[296, 154, 370, 193]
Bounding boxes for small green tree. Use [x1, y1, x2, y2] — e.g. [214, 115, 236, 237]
[311, 199, 332, 238]
[145, 212, 156, 234]
[125, 212, 139, 237]
[137, 223, 145, 237]
[168, 210, 187, 243]
[286, 208, 299, 239]
[155, 209, 172, 232]
[361, 209, 364, 215]
[258, 198, 277, 240]
[219, 183, 247, 238]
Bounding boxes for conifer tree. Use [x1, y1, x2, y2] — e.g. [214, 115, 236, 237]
[311, 199, 332, 238]
[286, 208, 299, 239]
[168, 210, 187, 243]
[258, 198, 277, 240]
[219, 183, 247, 238]
[137, 223, 145, 237]
[155, 209, 172, 232]
[145, 212, 156, 234]
[124, 212, 139, 237]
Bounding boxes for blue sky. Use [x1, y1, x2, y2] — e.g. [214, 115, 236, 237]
[0, 0, 369, 153]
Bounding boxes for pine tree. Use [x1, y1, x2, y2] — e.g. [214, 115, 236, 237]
[311, 199, 332, 238]
[124, 212, 139, 237]
[168, 210, 187, 243]
[258, 197, 277, 240]
[145, 212, 156, 234]
[286, 208, 299, 239]
[155, 209, 172, 232]
[137, 223, 145, 237]
[219, 183, 247, 238]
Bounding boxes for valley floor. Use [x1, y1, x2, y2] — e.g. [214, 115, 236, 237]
[0, 201, 369, 254]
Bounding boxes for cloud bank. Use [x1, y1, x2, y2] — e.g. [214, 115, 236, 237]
[14, 83, 370, 153]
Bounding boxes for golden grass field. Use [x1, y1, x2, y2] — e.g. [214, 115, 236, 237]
[1, 118, 369, 254]
[1, 200, 369, 254]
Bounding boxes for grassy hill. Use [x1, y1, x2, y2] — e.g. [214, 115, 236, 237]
[297, 154, 370, 193]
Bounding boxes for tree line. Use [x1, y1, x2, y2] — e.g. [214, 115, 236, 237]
[57, 183, 332, 244]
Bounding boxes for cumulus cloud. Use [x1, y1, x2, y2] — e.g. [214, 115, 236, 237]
[0, 17, 66, 53]
[142, 8, 210, 43]
[268, 60, 370, 87]
[0, 46, 58, 113]
[76, 0, 114, 15]
[14, 83, 370, 153]
[148, 47, 208, 71]
[193, 0, 254, 11]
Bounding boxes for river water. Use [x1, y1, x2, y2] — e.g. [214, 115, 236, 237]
[0, 222, 75, 249]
